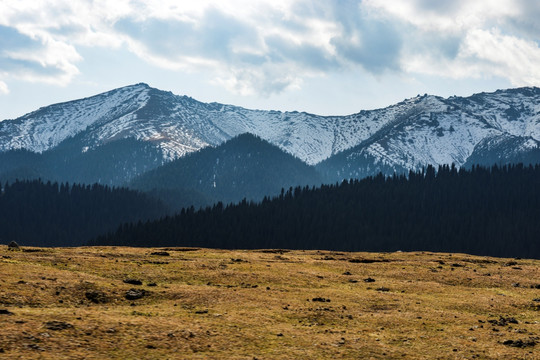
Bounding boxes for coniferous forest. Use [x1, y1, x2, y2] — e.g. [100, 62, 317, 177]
[0, 180, 168, 247]
[92, 164, 540, 259]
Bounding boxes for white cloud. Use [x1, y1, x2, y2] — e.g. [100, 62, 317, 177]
[461, 28, 540, 85]
[363, 0, 540, 86]
[0, 0, 539, 96]
[363, 0, 521, 32]
[0, 80, 9, 94]
[212, 63, 305, 96]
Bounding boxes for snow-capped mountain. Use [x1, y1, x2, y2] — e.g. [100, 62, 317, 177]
[317, 88, 540, 180]
[1, 84, 540, 183]
[0, 83, 384, 165]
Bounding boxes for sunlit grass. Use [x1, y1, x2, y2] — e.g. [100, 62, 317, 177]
[0, 246, 538, 359]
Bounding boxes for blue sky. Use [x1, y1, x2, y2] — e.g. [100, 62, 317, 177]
[1, 0, 539, 120]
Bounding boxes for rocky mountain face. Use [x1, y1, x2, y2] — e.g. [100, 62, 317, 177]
[1, 83, 539, 187]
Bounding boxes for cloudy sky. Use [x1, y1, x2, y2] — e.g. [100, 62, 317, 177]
[1, 0, 539, 120]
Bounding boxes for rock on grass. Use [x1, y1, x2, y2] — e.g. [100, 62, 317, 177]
[312, 297, 331, 302]
[123, 279, 143, 285]
[502, 338, 537, 348]
[150, 251, 170, 256]
[44, 321, 73, 331]
[85, 290, 109, 304]
[125, 289, 146, 300]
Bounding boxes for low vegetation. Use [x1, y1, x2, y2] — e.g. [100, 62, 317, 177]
[0, 245, 538, 359]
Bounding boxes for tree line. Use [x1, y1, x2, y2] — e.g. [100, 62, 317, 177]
[0, 179, 168, 247]
[92, 164, 540, 259]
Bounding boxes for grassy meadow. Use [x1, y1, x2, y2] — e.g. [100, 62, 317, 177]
[0, 245, 538, 359]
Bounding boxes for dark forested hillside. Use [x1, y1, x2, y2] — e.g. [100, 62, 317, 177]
[130, 133, 322, 207]
[463, 134, 540, 169]
[316, 143, 409, 183]
[0, 180, 168, 247]
[0, 137, 164, 186]
[93, 164, 540, 259]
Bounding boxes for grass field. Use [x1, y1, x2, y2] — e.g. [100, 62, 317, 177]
[0, 245, 538, 359]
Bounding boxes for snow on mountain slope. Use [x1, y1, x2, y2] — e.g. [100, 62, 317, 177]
[94, 88, 391, 164]
[0, 84, 390, 164]
[1, 84, 540, 174]
[316, 90, 540, 180]
[0, 84, 150, 153]
[463, 134, 540, 168]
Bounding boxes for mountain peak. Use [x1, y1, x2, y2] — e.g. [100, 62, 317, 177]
[122, 82, 151, 91]
[1, 84, 540, 178]
[226, 132, 264, 144]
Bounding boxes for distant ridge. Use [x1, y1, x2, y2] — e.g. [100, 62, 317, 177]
[1, 84, 540, 186]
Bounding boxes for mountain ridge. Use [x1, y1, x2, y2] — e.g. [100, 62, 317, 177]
[1, 84, 540, 185]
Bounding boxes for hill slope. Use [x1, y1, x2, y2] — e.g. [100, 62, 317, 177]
[130, 133, 322, 206]
[0, 137, 164, 186]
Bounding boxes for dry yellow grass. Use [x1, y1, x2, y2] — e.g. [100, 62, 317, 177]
[0, 245, 538, 359]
